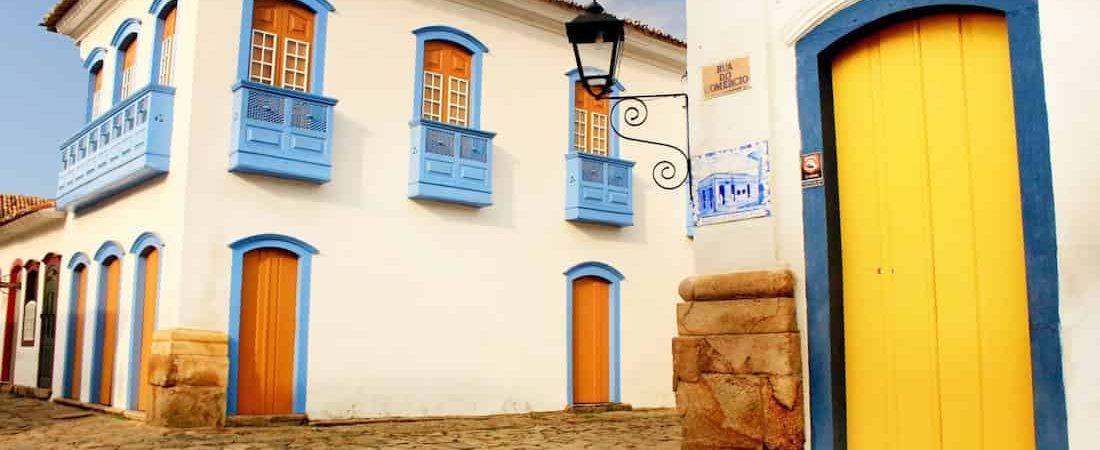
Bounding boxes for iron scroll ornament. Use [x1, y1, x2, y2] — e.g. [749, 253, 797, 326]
[605, 93, 694, 202]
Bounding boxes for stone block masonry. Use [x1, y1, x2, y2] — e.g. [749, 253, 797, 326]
[146, 328, 229, 428]
[673, 269, 805, 450]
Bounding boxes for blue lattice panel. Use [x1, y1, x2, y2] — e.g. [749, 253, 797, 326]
[230, 81, 338, 183]
[56, 85, 175, 210]
[408, 119, 496, 207]
[565, 152, 635, 227]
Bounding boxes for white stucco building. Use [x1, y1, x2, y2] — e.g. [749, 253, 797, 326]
[0, 0, 694, 421]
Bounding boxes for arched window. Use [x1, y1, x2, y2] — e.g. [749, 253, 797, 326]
[152, 1, 178, 86]
[20, 261, 40, 347]
[110, 19, 142, 103]
[249, 0, 316, 92]
[412, 26, 488, 129]
[83, 48, 107, 121]
[566, 68, 622, 158]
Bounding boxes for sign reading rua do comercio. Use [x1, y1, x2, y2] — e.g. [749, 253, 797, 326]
[702, 57, 751, 100]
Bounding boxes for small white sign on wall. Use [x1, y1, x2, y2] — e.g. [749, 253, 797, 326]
[691, 141, 771, 226]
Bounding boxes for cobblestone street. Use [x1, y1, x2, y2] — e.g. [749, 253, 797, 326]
[0, 394, 681, 449]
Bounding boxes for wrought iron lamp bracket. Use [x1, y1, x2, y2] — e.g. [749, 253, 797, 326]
[600, 92, 694, 203]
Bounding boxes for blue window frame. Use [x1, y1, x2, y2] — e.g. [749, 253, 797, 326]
[110, 19, 142, 104]
[149, 0, 177, 86]
[564, 261, 625, 406]
[567, 67, 622, 158]
[83, 48, 107, 122]
[408, 25, 496, 207]
[226, 233, 317, 415]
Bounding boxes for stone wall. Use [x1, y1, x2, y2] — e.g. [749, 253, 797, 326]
[146, 329, 229, 428]
[673, 269, 804, 450]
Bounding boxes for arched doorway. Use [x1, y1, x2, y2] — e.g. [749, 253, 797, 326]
[63, 254, 91, 400]
[91, 242, 124, 406]
[128, 233, 164, 412]
[227, 233, 317, 416]
[564, 261, 624, 406]
[795, 1, 1067, 448]
[37, 254, 62, 389]
[2, 261, 23, 383]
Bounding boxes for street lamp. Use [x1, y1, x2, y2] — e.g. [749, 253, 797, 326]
[566, 1, 624, 99]
[564, 1, 695, 194]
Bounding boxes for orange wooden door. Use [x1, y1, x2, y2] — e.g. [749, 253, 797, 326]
[237, 248, 298, 415]
[572, 276, 610, 404]
[69, 266, 88, 400]
[98, 258, 121, 405]
[136, 248, 159, 411]
[120, 39, 138, 98]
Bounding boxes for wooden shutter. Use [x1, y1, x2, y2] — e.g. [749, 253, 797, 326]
[251, 0, 314, 90]
[575, 82, 610, 155]
[423, 40, 472, 125]
[159, 6, 177, 85]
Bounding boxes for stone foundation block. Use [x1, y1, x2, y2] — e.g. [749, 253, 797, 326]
[146, 328, 229, 428]
[147, 385, 227, 428]
[679, 269, 795, 302]
[674, 334, 801, 378]
[676, 375, 763, 450]
[677, 298, 798, 336]
[764, 376, 805, 450]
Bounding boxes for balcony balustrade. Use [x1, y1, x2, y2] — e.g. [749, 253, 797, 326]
[57, 85, 175, 210]
[230, 81, 338, 183]
[565, 152, 635, 226]
[408, 119, 496, 207]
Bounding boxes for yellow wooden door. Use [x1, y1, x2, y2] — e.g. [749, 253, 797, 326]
[238, 248, 298, 415]
[99, 258, 121, 406]
[69, 266, 88, 400]
[136, 248, 159, 411]
[832, 12, 1035, 450]
[572, 276, 610, 404]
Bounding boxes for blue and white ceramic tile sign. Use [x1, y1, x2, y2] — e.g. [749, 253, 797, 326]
[691, 141, 771, 226]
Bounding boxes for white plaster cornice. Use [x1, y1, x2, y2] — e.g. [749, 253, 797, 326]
[0, 210, 65, 245]
[782, 0, 862, 46]
[55, 0, 126, 43]
[448, 0, 686, 72]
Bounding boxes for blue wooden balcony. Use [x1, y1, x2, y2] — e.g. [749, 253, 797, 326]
[565, 152, 635, 227]
[408, 119, 495, 207]
[56, 85, 175, 210]
[230, 81, 338, 183]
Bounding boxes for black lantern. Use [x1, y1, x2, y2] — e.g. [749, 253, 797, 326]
[566, 1, 625, 99]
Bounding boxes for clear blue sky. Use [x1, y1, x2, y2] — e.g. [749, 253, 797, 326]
[0, 0, 684, 198]
[0, 0, 85, 197]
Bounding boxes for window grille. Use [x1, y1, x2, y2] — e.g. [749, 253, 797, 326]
[282, 38, 310, 92]
[121, 65, 137, 100]
[158, 36, 174, 85]
[422, 71, 443, 122]
[590, 112, 609, 156]
[448, 76, 469, 127]
[250, 30, 278, 86]
[574, 109, 588, 152]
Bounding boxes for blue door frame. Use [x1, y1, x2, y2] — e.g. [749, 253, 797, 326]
[794, 1, 1067, 449]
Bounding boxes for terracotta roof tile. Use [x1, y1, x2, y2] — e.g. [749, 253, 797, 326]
[40, 0, 79, 31]
[0, 195, 56, 227]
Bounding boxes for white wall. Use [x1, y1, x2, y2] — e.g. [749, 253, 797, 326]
[686, 0, 1099, 447]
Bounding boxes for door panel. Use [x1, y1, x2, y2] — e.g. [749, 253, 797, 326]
[832, 12, 1035, 450]
[237, 248, 298, 415]
[572, 276, 610, 404]
[2, 269, 20, 382]
[69, 267, 88, 399]
[37, 258, 61, 389]
[137, 248, 160, 411]
[98, 258, 121, 405]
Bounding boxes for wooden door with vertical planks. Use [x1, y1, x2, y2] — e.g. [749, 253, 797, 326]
[98, 258, 121, 405]
[137, 248, 159, 411]
[237, 248, 298, 415]
[572, 276, 610, 404]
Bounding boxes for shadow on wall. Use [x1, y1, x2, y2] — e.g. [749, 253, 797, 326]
[410, 142, 516, 230]
[236, 111, 371, 209]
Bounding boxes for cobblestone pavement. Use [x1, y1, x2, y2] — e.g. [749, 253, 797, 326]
[0, 394, 681, 449]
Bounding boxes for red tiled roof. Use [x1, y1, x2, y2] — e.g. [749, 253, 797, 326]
[0, 195, 55, 227]
[539, 0, 686, 48]
[42, 0, 686, 47]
